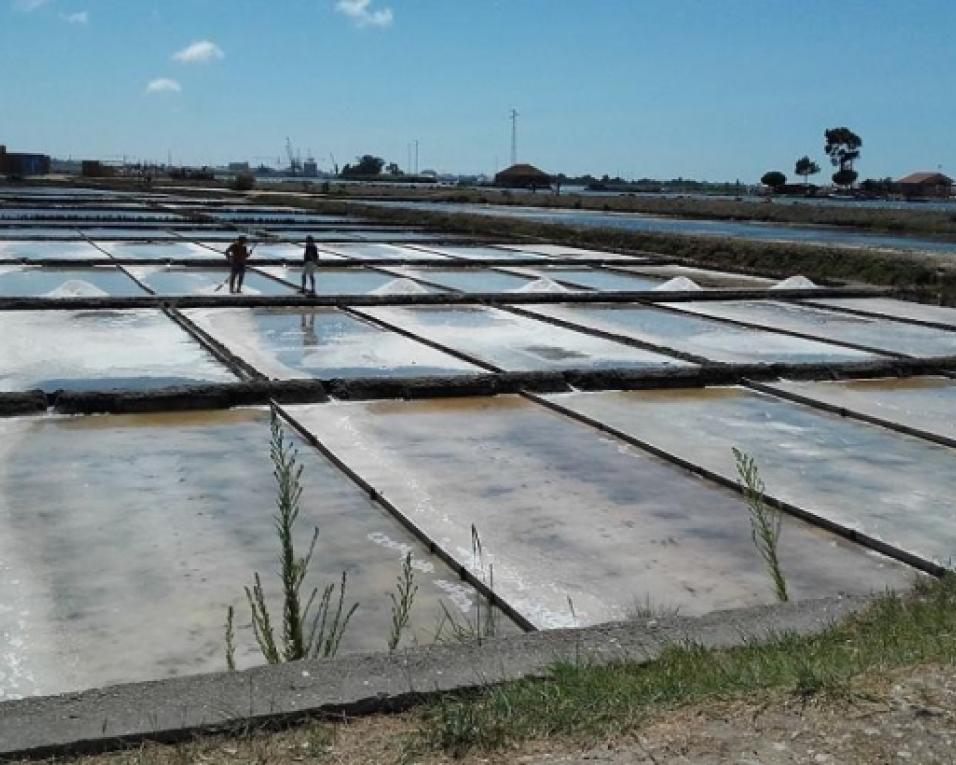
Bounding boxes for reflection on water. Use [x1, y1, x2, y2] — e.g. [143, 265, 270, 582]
[185, 305, 482, 379]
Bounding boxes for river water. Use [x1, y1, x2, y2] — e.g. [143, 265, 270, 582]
[355, 200, 956, 258]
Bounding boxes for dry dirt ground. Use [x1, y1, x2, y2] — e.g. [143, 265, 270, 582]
[25, 664, 956, 765]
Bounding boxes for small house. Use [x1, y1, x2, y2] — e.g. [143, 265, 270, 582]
[896, 172, 953, 199]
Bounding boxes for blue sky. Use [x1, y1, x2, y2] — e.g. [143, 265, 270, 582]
[1, 0, 954, 181]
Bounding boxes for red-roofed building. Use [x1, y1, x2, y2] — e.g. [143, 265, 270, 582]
[896, 171, 953, 198]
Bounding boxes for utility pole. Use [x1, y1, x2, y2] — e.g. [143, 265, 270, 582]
[407, 143, 412, 175]
[414, 140, 420, 174]
[510, 108, 519, 166]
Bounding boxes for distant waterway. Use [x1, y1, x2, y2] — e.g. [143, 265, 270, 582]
[355, 200, 956, 258]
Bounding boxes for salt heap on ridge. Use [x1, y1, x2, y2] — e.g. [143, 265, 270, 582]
[772, 275, 818, 290]
[370, 278, 431, 296]
[653, 276, 702, 291]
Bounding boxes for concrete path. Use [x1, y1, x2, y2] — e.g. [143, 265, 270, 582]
[0, 595, 866, 760]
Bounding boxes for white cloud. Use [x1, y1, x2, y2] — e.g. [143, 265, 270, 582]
[172, 40, 225, 64]
[335, 0, 393, 28]
[60, 11, 88, 24]
[146, 78, 182, 94]
[12, 0, 50, 12]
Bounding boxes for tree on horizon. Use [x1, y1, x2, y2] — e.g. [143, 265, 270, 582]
[824, 127, 862, 189]
[794, 156, 821, 188]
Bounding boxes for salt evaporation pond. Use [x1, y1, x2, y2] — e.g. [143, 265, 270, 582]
[289, 396, 911, 629]
[0, 266, 145, 297]
[508, 266, 664, 291]
[0, 309, 237, 392]
[0, 408, 491, 699]
[243, 243, 347, 261]
[498, 244, 639, 261]
[521, 303, 875, 365]
[185, 306, 483, 379]
[766, 376, 956, 443]
[806, 297, 956, 328]
[79, 227, 181, 240]
[549, 387, 956, 568]
[0, 227, 84, 239]
[619, 265, 776, 288]
[356, 304, 693, 372]
[385, 266, 534, 293]
[670, 300, 956, 358]
[413, 245, 548, 261]
[0, 240, 104, 261]
[94, 241, 216, 260]
[256, 266, 442, 295]
[322, 243, 451, 261]
[128, 266, 293, 296]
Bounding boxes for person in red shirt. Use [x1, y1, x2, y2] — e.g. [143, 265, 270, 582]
[225, 236, 252, 294]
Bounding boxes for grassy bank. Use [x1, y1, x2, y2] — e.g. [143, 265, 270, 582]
[265, 195, 956, 305]
[36, 576, 956, 764]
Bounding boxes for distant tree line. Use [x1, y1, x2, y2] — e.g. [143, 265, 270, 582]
[761, 126, 862, 192]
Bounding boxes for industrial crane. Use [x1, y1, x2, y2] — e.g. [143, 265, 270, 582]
[285, 137, 301, 176]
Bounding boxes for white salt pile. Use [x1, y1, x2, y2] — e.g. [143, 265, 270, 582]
[653, 276, 703, 291]
[42, 281, 110, 298]
[772, 275, 818, 290]
[511, 278, 570, 293]
[369, 278, 431, 296]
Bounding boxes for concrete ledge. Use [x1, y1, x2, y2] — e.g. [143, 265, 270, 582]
[11, 358, 952, 414]
[0, 286, 888, 311]
[51, 381, 328, 414]
[0, 391, 47, 417]
[0, 595, 871, 760]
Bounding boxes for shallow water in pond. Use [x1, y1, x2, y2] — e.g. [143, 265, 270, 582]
[766, 376, 956, 442]
[0, 266, 145, 297]
[386, 266, 534, 292]
[806, 297, 956, 327]
[521, 303, 874, 364]
[185, 306, 482, 379]
[357, 304, 693, 371]
[289, 396, 911, 629]
[548, 387, 956, 568]
[0, 408, 491, 699]
[256, 266, 442, 295]
[0, 309, 236, 392]
[670, 300, 956, 358]
[79, 227, 181, 240]
[93, 241, 215, 260]
[128, 266, 294, 296]
[413, 245, 548, 261]
[0, 240, 104, 261]
[322, 243, 451, 261]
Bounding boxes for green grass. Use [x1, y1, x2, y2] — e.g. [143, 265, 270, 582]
[410, 575, 956, 759]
